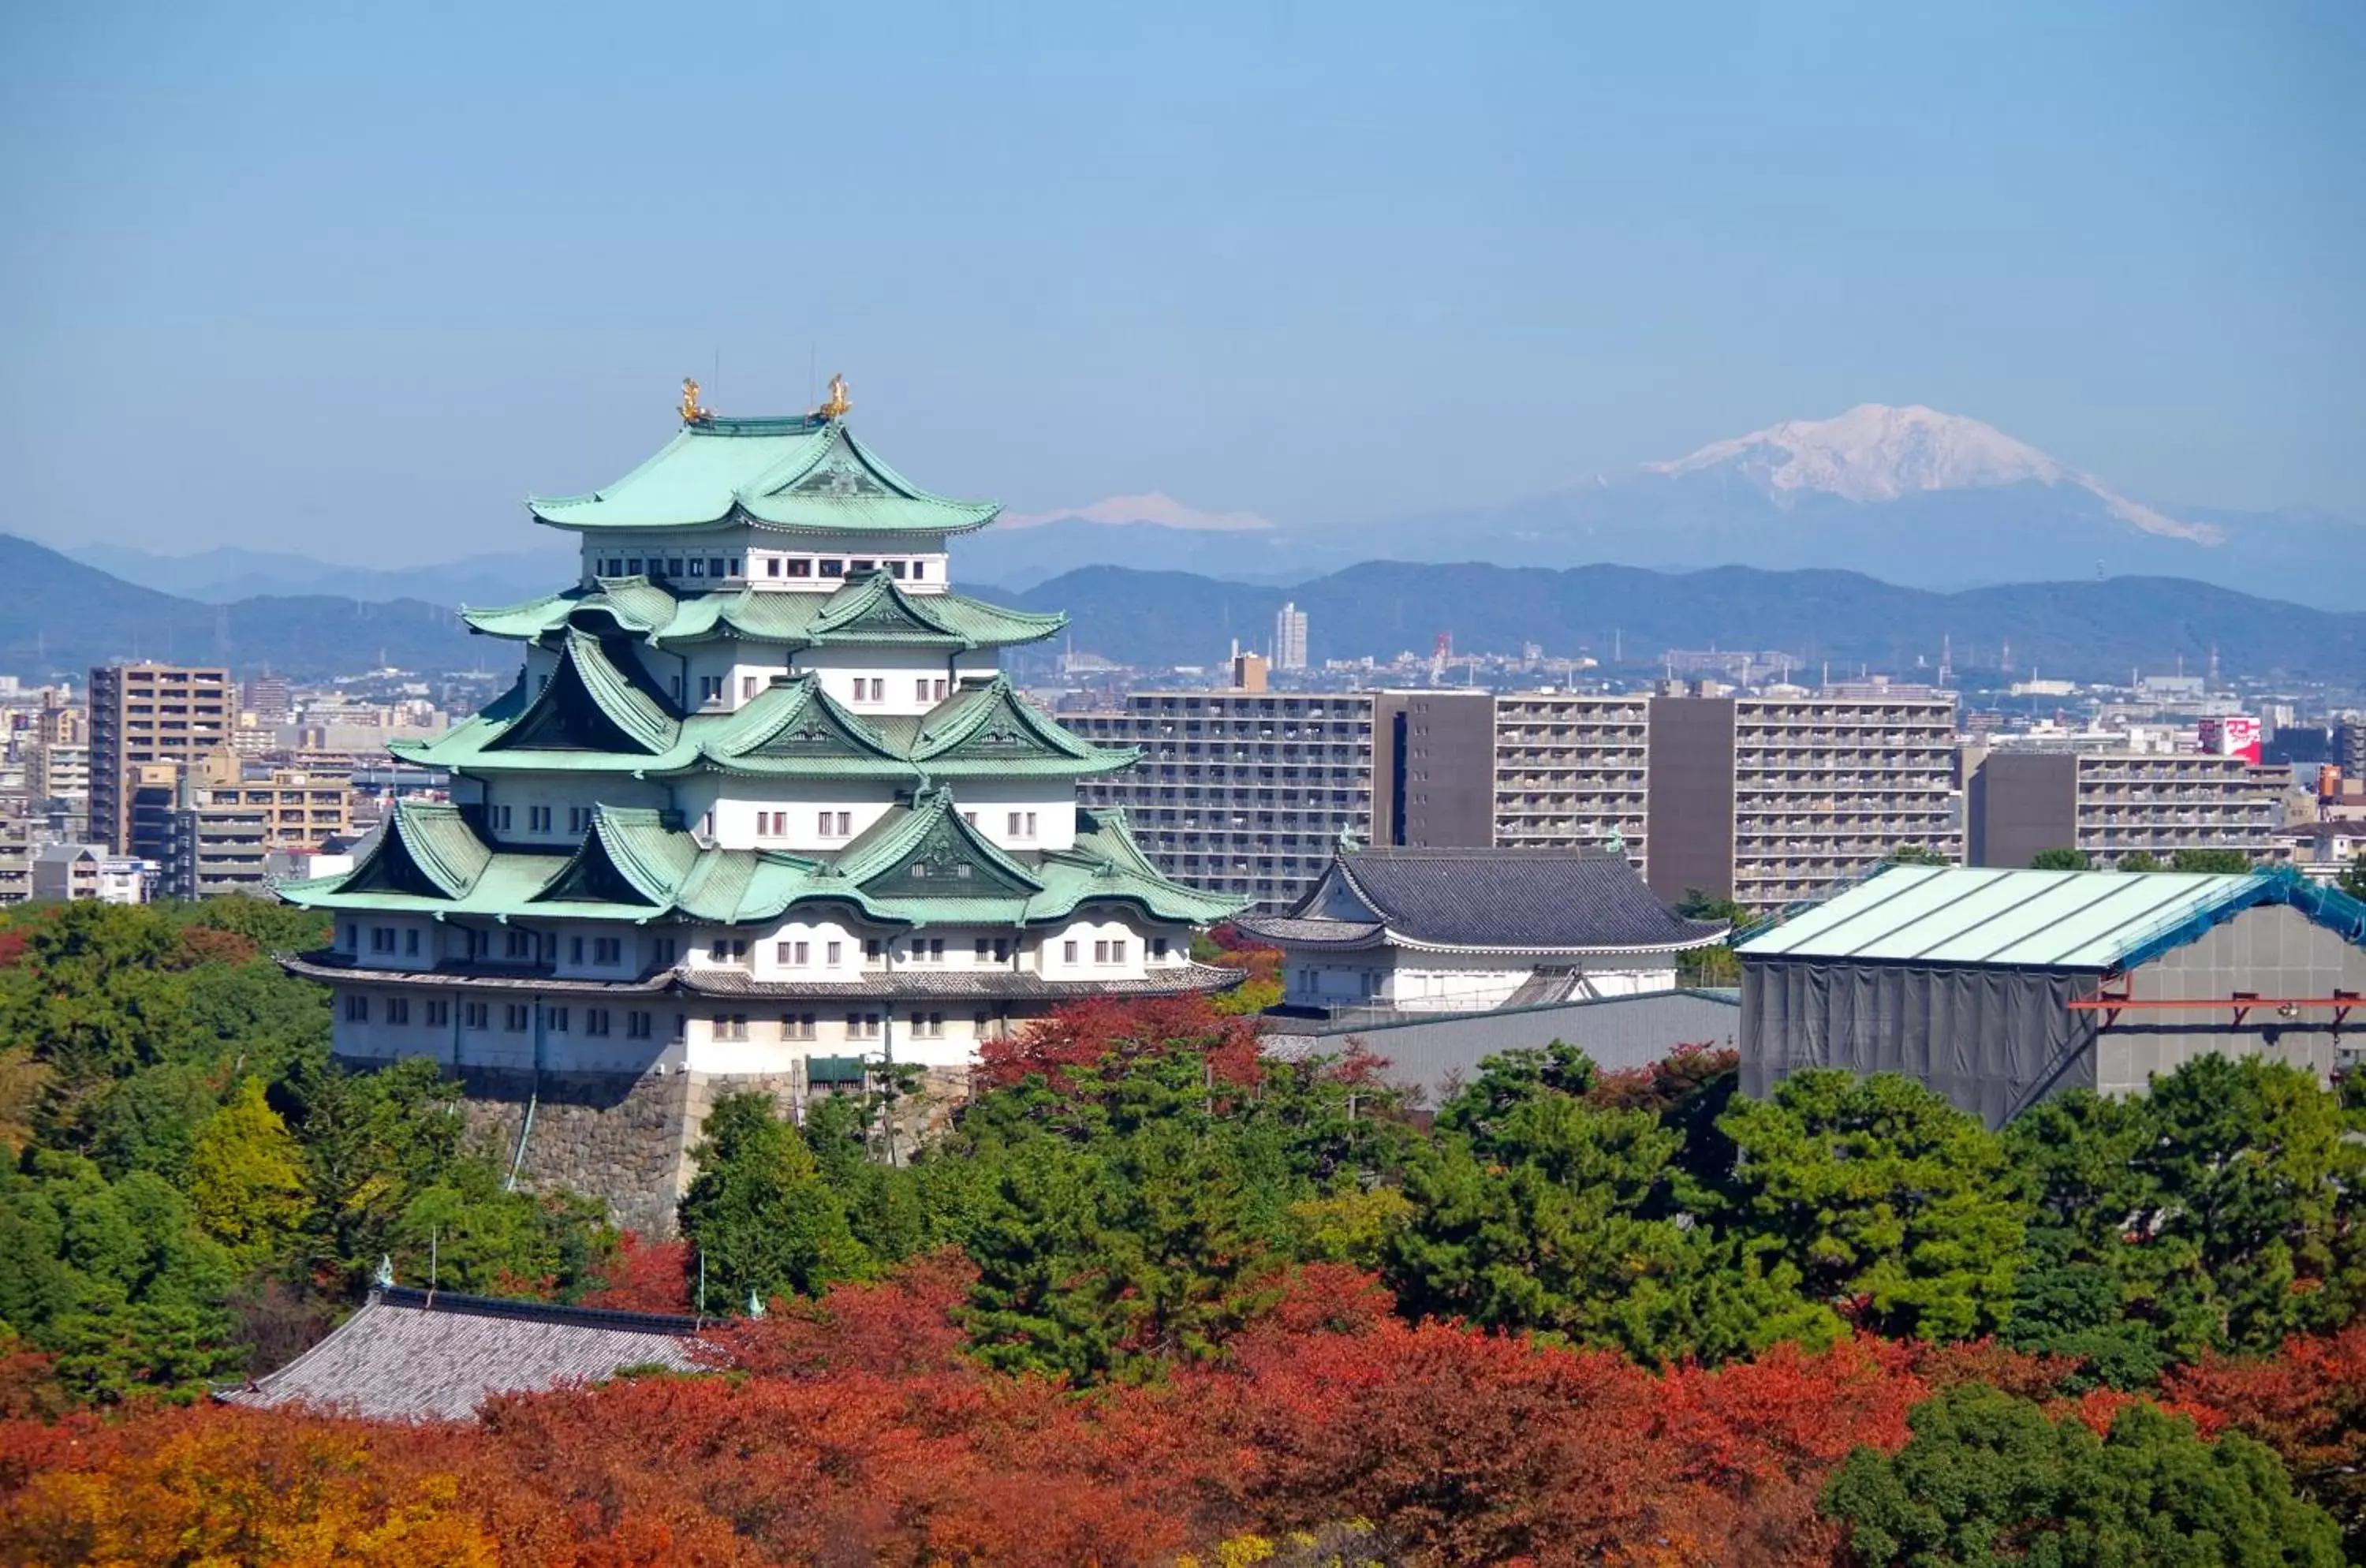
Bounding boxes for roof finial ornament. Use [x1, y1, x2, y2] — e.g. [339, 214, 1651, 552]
[681, 377, 708, 424]
[818, 372, 852, 420]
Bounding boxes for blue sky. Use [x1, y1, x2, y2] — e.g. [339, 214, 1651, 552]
[1, 1, 2358, 565]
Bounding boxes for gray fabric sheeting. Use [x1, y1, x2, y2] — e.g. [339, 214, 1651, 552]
[1741, 960, 2099, 1128]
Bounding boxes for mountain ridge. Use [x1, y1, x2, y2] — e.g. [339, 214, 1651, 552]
[1006, 559, 2366, 683]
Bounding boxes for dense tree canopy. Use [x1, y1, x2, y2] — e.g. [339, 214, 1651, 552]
[4, 897, 2365, 1562]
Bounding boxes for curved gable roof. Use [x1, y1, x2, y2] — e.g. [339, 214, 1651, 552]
[527, 416, 998, 536]
[1282, 847, 1725, 952]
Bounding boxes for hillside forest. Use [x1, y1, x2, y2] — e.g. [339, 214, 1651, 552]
[2, 898, 2364, 1564]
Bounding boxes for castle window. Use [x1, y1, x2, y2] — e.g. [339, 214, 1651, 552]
[586, 1009, 610, 1037]
[426, 1000, 449, 1027]
[911, 1011, 944, 1037]
[779, 939, 810, 965]
[626, 1010, 651, 1040]
[344, 993, 369, 1022]
[627, 558, 643, 574]
[911, 560, 927, 581]
[819, 559, 844, 577]
[786, 558, 812, 578]
[464, 1002, 488, 1029]
[687, 558, 707, 577]
[825, 940, 842, 965]
[594, 937, 621, 965]
[766, 556, 781, 577]
[889, 560, 906, 578]
[714, 1014, 748, 1042]
[781, 1013, 816, 1040]
[1062, 940, 1078, 964]
[504, 1003, 529, 1032]
[547, 1006, 569, 1033]
[528, 805, 552, 831]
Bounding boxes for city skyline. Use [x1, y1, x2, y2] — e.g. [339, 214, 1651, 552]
[2, 2, 2360, 566]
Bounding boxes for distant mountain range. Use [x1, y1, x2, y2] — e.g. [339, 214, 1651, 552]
[961, 405, 2366, 609]
[1002, 562, 2366, 684]
[0, 537, 489, 682]
[64, 542, 577, 608]
[52, 404, 2365, 612]
[0, 531, 2354, 688]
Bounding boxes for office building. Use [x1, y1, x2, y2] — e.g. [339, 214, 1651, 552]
[0, 812, 31, 905]
[1273, 602, 1308, 672]
[1966, 748, 2279, 869]
[32, 843, 147, 905]
[1070, 689, 1495, 910]
[1495, 690, 1961, 908]
[88, 663, 232, 855]
[167, 797, 274, 900]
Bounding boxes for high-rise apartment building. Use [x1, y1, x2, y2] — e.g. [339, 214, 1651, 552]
[1493, 690, 1961, 908]
[1273, 602, 1308, 672]
[1966, 749, 2279, 869]
[1495, 693, 1652, 866]
[1070, 689, 1495, 910]
[88, 663, 232, 854]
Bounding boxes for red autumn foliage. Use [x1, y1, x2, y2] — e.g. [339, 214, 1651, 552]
[577, 1234, 694, 1316]
[1205, 921, 1284, 987]
[1907, 1337, 2087, 1401]
[174, 926, 260, 967]
[1588, 1043, 1741, 1114]
[975, 993, 1263, 1097]
[10, 1255, 2357, 1566]
[2163, 1323, 2366, 1529]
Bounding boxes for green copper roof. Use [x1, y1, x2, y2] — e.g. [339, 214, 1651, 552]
[904, 674, 1139, 779]
[527, 416, 1000, 536]
[281, 799, 1248, 930]
[462, 572, 1064, 653]
[394, 667, 1125, 786]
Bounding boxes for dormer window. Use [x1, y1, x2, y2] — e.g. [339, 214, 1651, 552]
[910, 560, 927, 581]
[786, 558, 813, 578]
[852, 558, 875, 573]
[688, 558, 707, 577]
[889, 561, 907, 578]
[819, 559, 844, 577]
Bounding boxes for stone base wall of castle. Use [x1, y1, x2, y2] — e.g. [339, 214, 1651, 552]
[335, 1056, 978, 1239]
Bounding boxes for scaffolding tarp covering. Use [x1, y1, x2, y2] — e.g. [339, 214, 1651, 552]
[1741, 961, 2099, 1128]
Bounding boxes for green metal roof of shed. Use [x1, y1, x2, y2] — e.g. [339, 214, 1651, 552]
[1733, 866, 2275, 970]
[525, 416, 999, 536]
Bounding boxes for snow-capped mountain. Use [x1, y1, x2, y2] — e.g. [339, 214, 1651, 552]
[1642, 404, 2219, 543]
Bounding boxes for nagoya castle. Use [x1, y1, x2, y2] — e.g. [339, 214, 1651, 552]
[280, 376, 1246, 1232]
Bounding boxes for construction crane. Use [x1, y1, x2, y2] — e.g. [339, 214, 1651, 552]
[1429, 632, 1451, 685]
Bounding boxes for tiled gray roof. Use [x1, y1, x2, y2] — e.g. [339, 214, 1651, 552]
[1321, 847, 1725, 951]
[218, 1288, 703, 1421]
